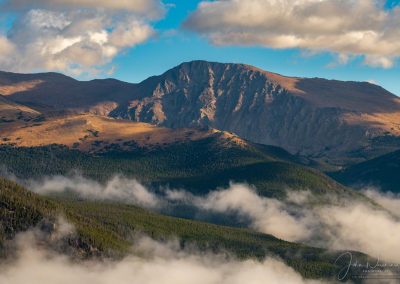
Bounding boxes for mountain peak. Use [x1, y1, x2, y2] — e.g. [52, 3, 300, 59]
[1, 61, 400, 165]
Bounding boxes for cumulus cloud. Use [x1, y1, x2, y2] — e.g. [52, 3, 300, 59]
[4, 0, 164, 16]
[0, 231, 321, 284]
[0, 36, 14, 55]
[184, 0, 400, 68]
[0, 0, 163, 75]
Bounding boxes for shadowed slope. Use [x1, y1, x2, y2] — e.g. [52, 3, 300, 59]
[332, 149, 400, 193]
[1, 61, 400, 165]
[0, 177, 372, 280]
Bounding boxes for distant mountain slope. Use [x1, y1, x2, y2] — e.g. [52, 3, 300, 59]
[332, 149, 400, 193]
[0, 138, 360, 202]
[0, 70, 137, 115]
[0, 95, 40, 122]
[0, 113, 218, 153]
[0, 176, 373, 280]
[2, 61, 400, 165]
[0, 111, 359, 200]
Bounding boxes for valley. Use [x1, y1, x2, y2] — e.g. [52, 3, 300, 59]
[1, 61, 400, 283]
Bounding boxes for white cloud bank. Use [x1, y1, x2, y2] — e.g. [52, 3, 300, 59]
[29, 175, 400, 263]
[318, 203, 400, 263]
[184, 0, 400, 68]
[0, 0, 164, 75]
[168, 185, 400, 263]
[0, 233, 321, 284]
[363, 188, 400, 217]
[166, 184, 314, 242]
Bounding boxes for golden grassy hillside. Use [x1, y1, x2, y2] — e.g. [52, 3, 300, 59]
[0, 95, 40, 122]
[0, 113, 225, 152]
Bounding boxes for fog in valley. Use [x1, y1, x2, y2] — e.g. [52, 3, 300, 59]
[25, 174, 400, 263]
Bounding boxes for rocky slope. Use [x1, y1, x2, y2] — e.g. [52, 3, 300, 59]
[2, 61, 400, 165]
[115, 61, 400, 165]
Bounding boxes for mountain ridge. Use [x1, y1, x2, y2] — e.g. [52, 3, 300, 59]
[332, 148, 400, 193]
[1, 60, 400, 166]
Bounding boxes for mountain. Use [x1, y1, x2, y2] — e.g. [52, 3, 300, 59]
[2, 61, 400, 165]
[0, 70, 137, 115]
[0, 63, 393, 282]
[0, 176, 372, 280]
[0, 113, 218, 153]
[0, 107, 365, 202]
[332, 149, 400, 193]
[0, 143, 361, 204]
[119, 61, 400, 166]
[0, 95, 40, 122]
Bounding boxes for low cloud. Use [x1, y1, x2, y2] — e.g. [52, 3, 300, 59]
[28, 175, 400, 263]
[0, 0, 164, 75]
[0, 230, 321, 284]
[28, 176, 313, 242]
[363, 188, 400, 217]
[184, 0, 400, 68]
[167, 185, 313, 242]
[318, 203, 400, 263]
[168, 185, 400, 263]
[29, 175, 161, 208]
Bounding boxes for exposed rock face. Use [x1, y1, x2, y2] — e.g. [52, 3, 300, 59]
[1, 61, 400, 165]
[111, 61, 290, 126]
[111, 61, 400, 164]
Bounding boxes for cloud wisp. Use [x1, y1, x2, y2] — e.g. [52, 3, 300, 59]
[0, 0, 164, 75]
[28, 175, 400, 263]
[29, 175, 161, 208]
[184, 0, 400, 68]
[363, 188, 400, 217]
[0, 229, 321, 284]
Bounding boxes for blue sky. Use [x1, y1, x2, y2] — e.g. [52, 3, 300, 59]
[113, 0, 400, 95]
[0, 0, 399, 95]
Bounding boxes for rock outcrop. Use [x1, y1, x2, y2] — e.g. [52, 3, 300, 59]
[2, 61, 400, 165]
